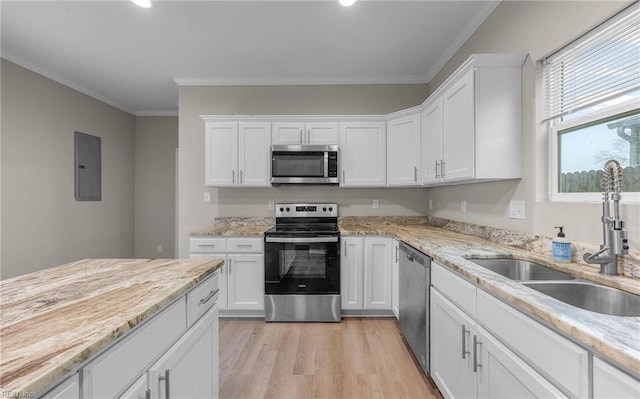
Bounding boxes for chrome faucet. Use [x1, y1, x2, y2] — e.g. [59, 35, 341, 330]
[583, 160, 630, 275]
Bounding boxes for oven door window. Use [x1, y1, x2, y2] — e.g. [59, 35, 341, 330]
[272, 152, 324, 177]
[280, 244, 326, 279]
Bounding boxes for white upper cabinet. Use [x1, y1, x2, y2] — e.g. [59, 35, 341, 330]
[205, 121, 270, 187]
[272, 121, 339, 145]
[421, 97, 443, 184]
[205, 122, 237, 187]
[387, 113, 421, 186]
[339, 121, 386, 187]
[422, 53, 526, 186]
[238, 122, 271, 186]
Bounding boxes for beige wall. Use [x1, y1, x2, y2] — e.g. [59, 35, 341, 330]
[177, 84, 429, 257]
[1, 59, 136, 278]
[134, 116, 177, 259]
[427, 0, 639, 251]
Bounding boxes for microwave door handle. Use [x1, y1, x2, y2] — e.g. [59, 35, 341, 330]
[324, 152, 329, 177]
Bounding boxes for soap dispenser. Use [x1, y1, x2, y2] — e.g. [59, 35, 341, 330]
[552, 226, 572, 262]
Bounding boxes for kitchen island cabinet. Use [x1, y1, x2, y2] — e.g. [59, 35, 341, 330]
[0, 258, 221, 398]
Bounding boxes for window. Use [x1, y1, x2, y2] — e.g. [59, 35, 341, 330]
[545, 3, 640, 201]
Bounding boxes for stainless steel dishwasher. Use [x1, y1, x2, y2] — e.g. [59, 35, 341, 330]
[399, 242, 431, 375]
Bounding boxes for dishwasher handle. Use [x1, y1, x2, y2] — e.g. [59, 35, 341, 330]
[399, 243, 428, 266]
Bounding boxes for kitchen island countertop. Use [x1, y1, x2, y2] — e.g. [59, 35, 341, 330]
[0, 258, 223, 394]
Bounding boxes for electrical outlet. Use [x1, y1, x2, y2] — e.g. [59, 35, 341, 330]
[268, 200, 274, 210]
[509, 200, 526, 219]
[461, 200, 467, 213]
[428, 199, 433, 210]
[156, 245, 163, 253]
[203, 192, 211, 203]
[373, 200, 379, 209]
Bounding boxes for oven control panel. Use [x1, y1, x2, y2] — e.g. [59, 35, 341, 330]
[275, 203, 337, 218]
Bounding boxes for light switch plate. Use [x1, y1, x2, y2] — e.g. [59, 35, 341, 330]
[428, 199, 433, 210]
[461, 200, 467, 213]
[373, 200, 379, 209]
[203, 192, 211, 203]
[509, 200, 525, 219]
[268, 200, 274, 210]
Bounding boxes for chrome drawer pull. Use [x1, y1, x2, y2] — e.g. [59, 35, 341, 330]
[199, 289, 219, 305]
[159, 369, 170, 399]
[473, 335, 482, 372]
[461, 325, 470, 359]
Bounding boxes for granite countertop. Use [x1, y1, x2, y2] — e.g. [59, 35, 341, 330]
[189, 217, 274, 236]
[192, 216, 640, 376]
[0, 258, 223, 394]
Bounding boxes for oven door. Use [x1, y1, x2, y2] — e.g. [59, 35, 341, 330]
[264, 236, 340, 294]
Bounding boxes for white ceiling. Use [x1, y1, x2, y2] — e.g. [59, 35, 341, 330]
[1, 0, 499, 115]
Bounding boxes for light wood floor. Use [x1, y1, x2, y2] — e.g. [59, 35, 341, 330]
[219, 318, 443, 399]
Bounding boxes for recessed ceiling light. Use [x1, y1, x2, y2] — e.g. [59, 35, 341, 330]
[339, 0, 357, 7]
[132, 0, 152, 9]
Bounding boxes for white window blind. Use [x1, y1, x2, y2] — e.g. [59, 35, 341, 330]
[543, 3, 640, 120]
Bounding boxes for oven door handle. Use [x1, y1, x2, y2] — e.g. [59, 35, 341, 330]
[265, 236, 339, 243]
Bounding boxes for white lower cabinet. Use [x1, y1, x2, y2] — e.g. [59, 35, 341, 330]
[391, 238, 400, 319]
[40, 374, 80, 399]
[148, 305, 219, 399]
[341, 236, 392, 312]
[431, 262, 572, 399]
[76, 272, 219, 399]
[190, 236, 264, 313]
[593, 357, 640, 399]
[431, 288, 477, 399]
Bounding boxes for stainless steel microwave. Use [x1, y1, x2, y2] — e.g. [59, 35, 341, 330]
[271, 145, 339, 185]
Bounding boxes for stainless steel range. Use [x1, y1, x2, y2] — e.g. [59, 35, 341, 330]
[264, 203, 340, 322]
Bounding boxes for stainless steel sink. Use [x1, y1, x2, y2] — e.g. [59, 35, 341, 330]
[467, 258, 575, 281]
[522, 281, 640, 317]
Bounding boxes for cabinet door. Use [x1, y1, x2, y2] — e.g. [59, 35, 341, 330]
[339, 122, 386, 187]
[238, 122, 271, 187]
[205, 122, 238, 187]
[442, 69, 475, 182]
[422, 97, 443, 184]
[41, 374, 80, 399]
[148, 304, 219, 399]
[364, 237, 392, 310]
[341, 237, 364, 310]
[476, 326, 567, 399]
[227, 254, 264, 310]
[431, 289, 476, 399]
[272, 122, 305, 145]
[387, 114, 421, 186]
[306, 122, 339, 145]
[391, 239, 400, 319]
[593, 357, 640, 399]
[119, 374, 149, 399]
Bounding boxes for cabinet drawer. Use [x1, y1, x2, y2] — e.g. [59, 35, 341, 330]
[82, 298, 187, 399]
[190, 238, 226, 254]
[227, 238, 263, 253]
[431, 262, 476, 316]
[187, 272, 220, 326]
[476, 289, 589, 398]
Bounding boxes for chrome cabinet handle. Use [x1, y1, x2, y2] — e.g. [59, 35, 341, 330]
[344, 242, 347, 257]
[395, 246, 399, 262]
[198, 244, 216, 248]
[240, 170, 243, 183]
[342, 169, 346, 184]
[441, 160, 446, 179]
[461, 325, 470, 359]
[473, 335, 482, 372]
[229, 259, 232, 274]
[199, 289, 218, 305]
[435, 160, 440, 179]
[307, 129, 311, 144]
[414, 166, 418, 182]
[159, 369, 170, 399]
[232, 170, 235, 184]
